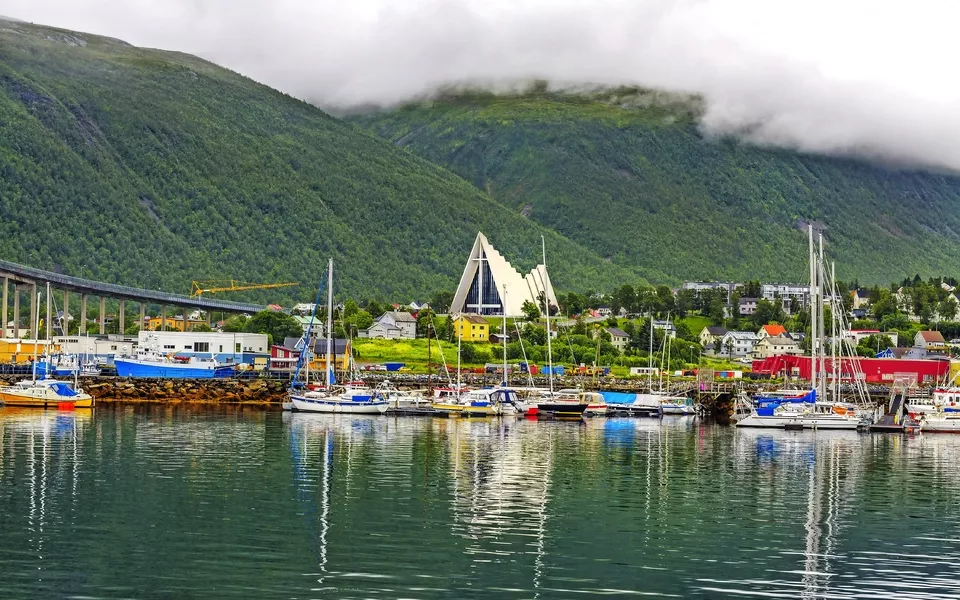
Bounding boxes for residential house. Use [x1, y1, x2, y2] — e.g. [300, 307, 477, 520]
[719, 331, 760, 358]
[756, 324, 788, 340]
[652, 320, 677, 339]
[283, 337, 351, 372]
[270, 344, 300, 371]
[850, 289, 871, 311]
[699, 326, 728, 352]
[751, 335, 802, 360]
[144, 314, 208, 332]
[606, 327, 630, 353]
[291, 315, 324, 341]
[915, 330, 948, 355]
[843, 329, 899, 347]
[738, 297, 759, 316]
[596, 306, 613, 317]
[360, 311, 417, 340]
[453, 314, 489, 342]
[682, 281, 740, 303]
[760, 283, 809, 308]
[291, 303, 317, 316]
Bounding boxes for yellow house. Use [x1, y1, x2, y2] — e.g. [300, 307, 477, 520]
[305, 339, 352, 373]
[145, 316, 208, 331]
[0, 339, 56, 364]
[453, 314, 490, 342]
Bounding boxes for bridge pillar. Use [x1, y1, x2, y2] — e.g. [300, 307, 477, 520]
[29, 283, 37, 339]
[205, 310, 212, 328]
[99, 297, 106, 335]
[62, 292, 69, 336]
[139, 303, 145, 332]
[80, 294, 87, 334]
[13, 285, 20, 338]
[1, 277, 7, 338]
[182, 306, 189, 331]
[161, 305, 167, 331]
[119, 301, 125, 334]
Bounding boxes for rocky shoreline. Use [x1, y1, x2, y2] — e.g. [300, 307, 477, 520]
[0, 377, 289, 405]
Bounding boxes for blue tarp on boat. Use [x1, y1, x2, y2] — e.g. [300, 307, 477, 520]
[600, 391, 639, 405]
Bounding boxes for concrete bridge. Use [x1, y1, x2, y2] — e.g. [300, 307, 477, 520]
[0, 259, 265, 337]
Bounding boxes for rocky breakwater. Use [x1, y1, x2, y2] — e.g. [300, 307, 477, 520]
[82, 378, 289, 405]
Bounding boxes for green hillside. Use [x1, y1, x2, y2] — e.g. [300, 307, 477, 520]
[351, 88, 960, 284]
[0, 21, 636, 304]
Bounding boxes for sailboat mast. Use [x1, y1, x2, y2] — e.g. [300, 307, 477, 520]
[648, 314, 654, 391]
[831, 261, 838, 403]
[326, 258, 333, 388]
[457, 312, 462, 396]
[32, 290, 41, 382]
[502, 285, 508, 387]
[808, 225, 818, 397]
[542, 236, 554, 394]
[818, 234, 826, 399]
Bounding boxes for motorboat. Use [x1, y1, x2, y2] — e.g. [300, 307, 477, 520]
[0, 378, 94, 408]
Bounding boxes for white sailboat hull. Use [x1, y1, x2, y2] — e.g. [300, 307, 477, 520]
[291, 396, 388, 414]
[736, 413, 860, 430]
[920, 414, 960, 433]
[661, 404, 696, 416]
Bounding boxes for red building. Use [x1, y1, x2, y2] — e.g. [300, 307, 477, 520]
[270, 344, 299, 371]
[752, 355, 949, 384]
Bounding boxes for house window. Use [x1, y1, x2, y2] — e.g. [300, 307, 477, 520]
[194, 342, 210, 353]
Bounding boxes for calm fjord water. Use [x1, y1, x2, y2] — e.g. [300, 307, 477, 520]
[2, 407, 960, 599]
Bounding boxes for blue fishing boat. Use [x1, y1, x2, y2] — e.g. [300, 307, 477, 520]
[115, 338, 234, 379]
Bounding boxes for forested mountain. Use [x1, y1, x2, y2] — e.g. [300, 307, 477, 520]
[0, 20, 636, 304]
[351, 88, 960, 284]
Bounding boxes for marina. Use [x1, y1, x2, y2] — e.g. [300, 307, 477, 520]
[3, 406, 960, 598]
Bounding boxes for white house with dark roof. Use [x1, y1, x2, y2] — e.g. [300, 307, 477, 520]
[359, 311, 417, 339]
[606, 327, 630, 353]
[719, 330, 760, 357]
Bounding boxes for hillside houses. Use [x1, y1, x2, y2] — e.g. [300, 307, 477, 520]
[751, 335, 802, 360]
[719, 331, 760, 358]
[699, 326, 727, 351]
[360, 311, 417, 339]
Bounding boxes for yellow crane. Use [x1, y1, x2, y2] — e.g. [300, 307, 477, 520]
[190, 280, 299, 298]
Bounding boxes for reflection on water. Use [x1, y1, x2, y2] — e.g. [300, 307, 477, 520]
[3, 408, 960, 598]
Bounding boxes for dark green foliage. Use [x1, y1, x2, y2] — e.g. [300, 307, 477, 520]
[0, 22, 634, 304]
[243, 310, 302, 345]
[352, 90, 960, 284]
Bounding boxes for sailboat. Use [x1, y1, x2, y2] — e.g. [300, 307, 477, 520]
[289, 260, 388, 415]
[0, 288, 94, 409]
[737, 227, 867, 429]
[513, 237, 589, 418]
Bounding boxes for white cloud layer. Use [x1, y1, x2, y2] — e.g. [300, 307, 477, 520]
[4, 0, 960, 170]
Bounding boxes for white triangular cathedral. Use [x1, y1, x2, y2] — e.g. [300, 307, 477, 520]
[450, 233, 558, 317]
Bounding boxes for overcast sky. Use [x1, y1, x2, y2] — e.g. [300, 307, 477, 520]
[4, 0, 960, 171]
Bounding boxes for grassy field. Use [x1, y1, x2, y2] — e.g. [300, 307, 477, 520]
[353, 337, 750, 376]
[679, 315, 712, 336]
